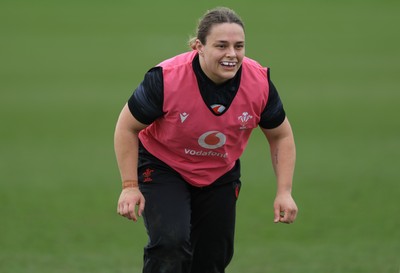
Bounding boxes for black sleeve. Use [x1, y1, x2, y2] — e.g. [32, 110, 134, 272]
[258, 71, 286, 129]
[127, 67, 164, 125]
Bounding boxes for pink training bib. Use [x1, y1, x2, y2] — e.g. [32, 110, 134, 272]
[139, 51, 269, 186]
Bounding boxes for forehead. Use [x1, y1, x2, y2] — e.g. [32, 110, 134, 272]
[206, 23, 245, 43]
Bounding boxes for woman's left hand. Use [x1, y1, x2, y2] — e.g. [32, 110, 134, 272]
[273, 193, 298, 224]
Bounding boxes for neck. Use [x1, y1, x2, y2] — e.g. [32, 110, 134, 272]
[198, 55, 224, 85]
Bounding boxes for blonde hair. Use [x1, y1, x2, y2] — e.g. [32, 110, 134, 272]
[188, 7, 245, 49]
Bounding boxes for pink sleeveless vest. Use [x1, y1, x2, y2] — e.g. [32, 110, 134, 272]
[139, 51, 269, 186]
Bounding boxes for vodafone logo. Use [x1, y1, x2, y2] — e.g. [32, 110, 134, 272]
[198, 131, 226, 149]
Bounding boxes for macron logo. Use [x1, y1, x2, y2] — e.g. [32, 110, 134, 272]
[180, 112, 189, 123]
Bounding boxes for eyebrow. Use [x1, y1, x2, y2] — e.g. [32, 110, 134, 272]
[214, 40, 245, 44]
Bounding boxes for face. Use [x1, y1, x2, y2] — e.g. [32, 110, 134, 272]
[196, 23, 245, 85]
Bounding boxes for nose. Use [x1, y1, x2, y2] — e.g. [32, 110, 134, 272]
[226, 46, 236, 58]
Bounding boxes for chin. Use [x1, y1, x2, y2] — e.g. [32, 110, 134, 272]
[221, 71, 238, 79]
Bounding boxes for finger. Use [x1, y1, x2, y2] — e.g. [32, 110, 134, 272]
[122, 203, 131, 218]
[128, 203, 137, 221]
[117, 202, 125, 215]
[282, 209, 296, 223]
[289, 209, 298, 222]
[273, 207, 281, 223]
[138, 197, 145, 217]
[282, 216, 291, 224]
[277, 212, 287, 224]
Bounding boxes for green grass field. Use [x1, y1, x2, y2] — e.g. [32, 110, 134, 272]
[1, 0, 399, 272]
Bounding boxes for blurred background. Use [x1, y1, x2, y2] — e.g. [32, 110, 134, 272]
[1, 0, 399, 272]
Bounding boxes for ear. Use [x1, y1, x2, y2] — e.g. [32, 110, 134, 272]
[195, 39, 204, 55]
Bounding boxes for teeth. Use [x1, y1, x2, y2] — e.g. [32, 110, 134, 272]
[221, 61, 236, 67]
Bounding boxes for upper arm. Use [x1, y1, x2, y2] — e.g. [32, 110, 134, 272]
[261, 117, 294, 142]
[258, 74, 286, 129]
[127, 67, 164, 125]
[116, 104, 149, 134]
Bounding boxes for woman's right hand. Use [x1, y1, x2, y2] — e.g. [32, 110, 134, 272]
[117, 187, 145, 222]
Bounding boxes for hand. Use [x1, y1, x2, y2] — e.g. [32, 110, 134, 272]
[117, 187, 145, 221]
[273, 193, 298, 224]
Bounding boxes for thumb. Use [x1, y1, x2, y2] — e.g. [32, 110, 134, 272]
[274, 206, 281, 223]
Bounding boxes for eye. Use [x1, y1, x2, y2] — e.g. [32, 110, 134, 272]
[216, 44, 226, 49]
[235, 44, 244, 49]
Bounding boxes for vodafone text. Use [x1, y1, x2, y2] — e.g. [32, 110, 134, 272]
[184, 148, 228, 158]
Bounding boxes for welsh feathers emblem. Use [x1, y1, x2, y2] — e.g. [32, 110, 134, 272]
[238, 112, 253, 130]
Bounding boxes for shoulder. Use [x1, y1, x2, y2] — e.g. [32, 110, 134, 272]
[241, 57, 269, 82]
[157, 51, 197, 69]
[242, 56, 265, 69]
[144, 67, 163, 84]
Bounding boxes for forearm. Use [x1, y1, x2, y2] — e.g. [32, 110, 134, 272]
[114, 128, 140, 183]
[115, 129, 145, 221]
[114, 104, 147, 184]
[262, 118, 298, 223]
[262, 118, 296, 195]
[269, 134, 296, 195]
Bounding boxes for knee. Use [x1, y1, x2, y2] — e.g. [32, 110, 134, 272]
[160, 233, 191, 252]
[146, 232, 192, 257]
[143, 234, 193, 273]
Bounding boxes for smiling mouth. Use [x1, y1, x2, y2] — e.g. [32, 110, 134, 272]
[220, 61, 237, 67]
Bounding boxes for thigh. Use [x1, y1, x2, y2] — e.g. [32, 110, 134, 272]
[139, 166, 192, 246]
[139, 165, 194, 273]
[190, 180, 241, 273]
